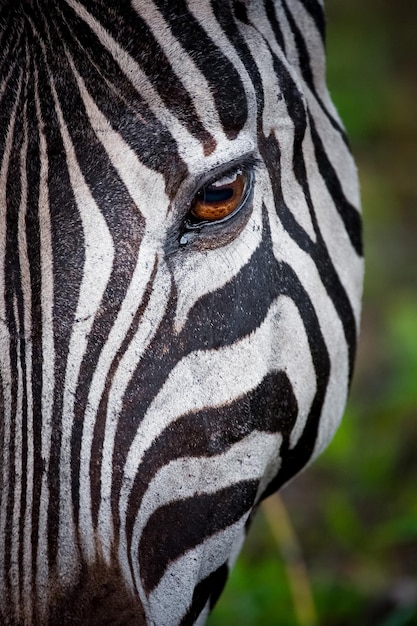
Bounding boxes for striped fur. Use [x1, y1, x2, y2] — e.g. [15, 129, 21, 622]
[0, 1, 363, 624]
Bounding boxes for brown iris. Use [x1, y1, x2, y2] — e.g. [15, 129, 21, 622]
[190, 170, 247, 222]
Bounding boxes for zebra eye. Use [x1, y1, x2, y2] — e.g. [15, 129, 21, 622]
[190, 169, 250, 223]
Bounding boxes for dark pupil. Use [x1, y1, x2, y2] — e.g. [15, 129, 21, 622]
[200, 186, 234, 203]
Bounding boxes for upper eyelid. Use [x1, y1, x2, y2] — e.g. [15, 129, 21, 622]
[197, 154, 260, 190]
[183, 153, 258, 198]
[203, 167, 244, 191]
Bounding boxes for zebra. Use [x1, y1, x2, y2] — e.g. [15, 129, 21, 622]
[0, 0, 363, 624]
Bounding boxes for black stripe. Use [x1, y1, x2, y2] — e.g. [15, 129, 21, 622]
[231, 0, 249, 24]
[180, 563, 229, 624]
[214, 0, 265, 117]
[264, 0, 287, 53]
[283, 0, 315, 87]
[0, 6, 25, 75]
[309, 113, 363, 256]
[281, 0, 348, 145]
[300, 0, 326, 42]
[139, 480, 258, 594]
[154, 0, 248, 139]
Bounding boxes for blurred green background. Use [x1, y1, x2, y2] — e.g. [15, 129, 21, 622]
[209, 1, 417, 624]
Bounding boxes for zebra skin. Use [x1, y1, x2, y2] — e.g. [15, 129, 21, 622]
[0, 1, 363, 624]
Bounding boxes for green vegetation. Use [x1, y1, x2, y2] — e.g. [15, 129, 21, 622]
[209, 1, 417, 624]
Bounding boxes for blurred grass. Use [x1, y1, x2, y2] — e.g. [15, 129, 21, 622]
[209, 1, 417, 624]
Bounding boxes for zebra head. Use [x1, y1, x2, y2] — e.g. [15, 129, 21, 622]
[0, 1, 363, 624]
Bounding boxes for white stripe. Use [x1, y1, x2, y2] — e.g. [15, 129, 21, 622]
[266, 0, 299, 71]
[32, 64, 56, 616]
[195, 604, 211, 626]
[63, 48, 170, 224]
